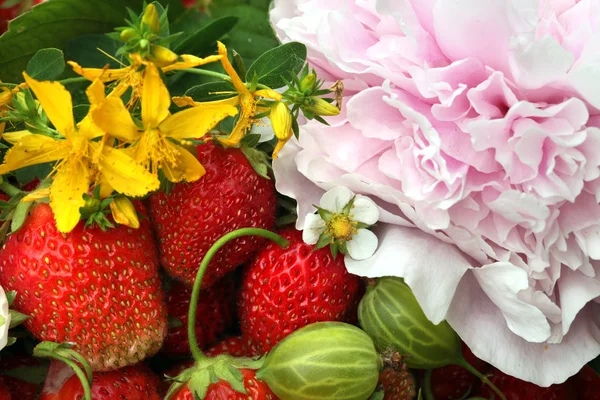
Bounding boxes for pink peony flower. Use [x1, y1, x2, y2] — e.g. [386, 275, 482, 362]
[271, 0, 600, 386]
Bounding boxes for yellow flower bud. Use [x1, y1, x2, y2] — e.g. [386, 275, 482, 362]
[150, 45, 179, 67]
[269, 102, 292, 141]
[305, 97, 340, 117]
[119, 28, 137, 42]
[142, 3, 160, 34]
[299, 73, 316, 92]
[110, 196, 140, 229]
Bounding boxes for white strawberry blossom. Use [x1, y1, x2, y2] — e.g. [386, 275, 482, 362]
[0, 285, 10, 352]
[303, 186, 379, 261]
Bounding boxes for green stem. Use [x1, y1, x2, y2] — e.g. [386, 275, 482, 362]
[457, 359, 506, 400]
[65, 349, 93, 384]
[0, 82, 18, 88]
[42, 353, 92, 400]
[0, 180, 22, 197]
[188, 228, 289, 362]
[423, 369, 436, 400]
[57, 76, 88, 85]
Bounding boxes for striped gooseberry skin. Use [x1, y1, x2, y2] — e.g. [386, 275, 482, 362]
[256, 322, 380, 400]
[358, 277, 462, 369]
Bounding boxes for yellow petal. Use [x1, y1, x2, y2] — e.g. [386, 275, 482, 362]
[91, 142, 160, 197]
[272, 129, 293, 160]
[142, 63, 170, 128]
[162, 54, 222, 72]
[217, 114, 251, 147]
[49, 158, 91, 233]
[0, 135, 70, 175]
[160, 141, 205, 183]
[217, 41, 248, 94]
[109, 196, 140, 229]
[172, 95, 197, 108]
[254, 89, 283, 101]
[92, 97, 140, 142]
[77, 115, 105, 140]
[269, 102, 292, 141]
[21, 188, 51, 202]
[160, 101, 238, 140]
[23, 72, 75, 135]
[2, 130, 33, 144]
[86, 77, 106, 107]
[67, 61, 130, 83]
[97, 174, 114, 199]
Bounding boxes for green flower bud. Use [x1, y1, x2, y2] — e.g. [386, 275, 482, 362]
[141, 3, 160, 34]
[119, 28, 137, 42]
[299, 73, 316, 92]
[304, 97, 340, 117]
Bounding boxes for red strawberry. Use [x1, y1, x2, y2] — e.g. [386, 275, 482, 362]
[379, 367, 416, 400]
[239, 227, 363, 354]
[0, 203, 168, 371]
[429, 343, 488, 400]
[0, 353, 46, 400]
[0, 0, 45, 33]
[172, 368, 277, 400]
[39, 363, 162, 400]
[150, 142, 277, 289]
[163, 276, 236, 356]
[474, 367, 577, 400]
[0, 377, 11, 400]
[205, 336, 253, 358]
[575, 366, 600, 400]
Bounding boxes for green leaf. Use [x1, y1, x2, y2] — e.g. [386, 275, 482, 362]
[241, 146, 271, 181]
[6, 290, 16, 305]
[0, 0, 147, 83]
[173, 16, 238, 56]
[14, 163, 52, 186]
[64, 34, 122, 69]
[26, 48, 65, 80]
[10, 201, 33, 233]
[246, 42, 307, 89]
[240, 133, 261, 148]
[8, 309, 28, 328]
[184, 81, 236, 102]
[1, 364, 50, 385]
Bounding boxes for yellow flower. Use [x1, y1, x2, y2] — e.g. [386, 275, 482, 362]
[209, 41, 282, 146]
[92, 62, 238, 183]
[0, 74, 159, 233]
[67, 53, 222, 105]
[269, 101, 293, 159]
[0, 82, 24, 135]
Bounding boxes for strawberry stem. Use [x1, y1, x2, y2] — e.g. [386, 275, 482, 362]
[457, 358, 506, 400]
[423, 369, 436, 400]
[188, 228, 289, 361]
[0, 180, 21, 197]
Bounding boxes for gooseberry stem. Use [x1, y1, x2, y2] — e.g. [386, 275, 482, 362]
[423, 369, 435, 400]
[457, 358, 506, 400]
[181, 68, 271, 90]
[188, 228, 289, 362]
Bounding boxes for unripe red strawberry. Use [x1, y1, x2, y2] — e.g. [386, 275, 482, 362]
[40, 363, 162, 399]
[163, 276, 236, 356]
[150, 143, 277, 289]
[239, 227, 363, 354]
[0, 203, 167, 371]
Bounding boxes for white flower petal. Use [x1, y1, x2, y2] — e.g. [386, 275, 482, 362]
[351, 195, 380, 225]
[557, 268, 600, 335]
[320, 186, 355, 213]
[447, 272, 600, 387]
[345, 225, 472, 323]
[302, 213, 327, 244]
[346, 228, 379, 260]
[0, 285, 10, 351]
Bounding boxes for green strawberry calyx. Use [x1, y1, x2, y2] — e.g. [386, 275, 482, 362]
[164, 227, 290, 400]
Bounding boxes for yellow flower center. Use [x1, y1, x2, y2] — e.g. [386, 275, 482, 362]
[137, 128, 180, 175]
[329, 215, 353, 240]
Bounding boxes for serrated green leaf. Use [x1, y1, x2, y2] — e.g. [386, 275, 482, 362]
[184, 81, 236, 102]
[173, 16, 238, 56]
[26, 48, 65, 80]
[246, 42, 307, 89]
